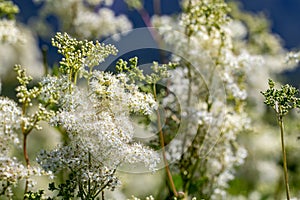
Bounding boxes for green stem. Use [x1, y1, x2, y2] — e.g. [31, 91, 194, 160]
[21, 101, 30, 197]
[88, 151, 91, 199]
[278, 116, 290, 200]
[23, 133, 30, 197]
[23, 133, 30, 167]
[73, 71, 78, 85]
[153, 84, 178, 197]
[101, 191, 104, 200]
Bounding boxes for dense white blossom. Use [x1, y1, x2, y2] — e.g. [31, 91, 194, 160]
[0, 97, 21, 154]
[226, 20, 247, 40]
[0, 97, 47, 198]
[286, 51, 300, 64]
[0, 157, 45, 198]
[49, 71, 159, 170]
[0, 19, 24, 44]
[0, 25, 43, 79]
[1, 0, 299, 199]
[35, 0, 132, 39]
[37, 144, 120, 192]
[36, 65, 160, 198]
[74, 8, 132, 39]
[127, 195, 155, 200]
[151, 1, 252, 198]
[85, 0, 113, 6]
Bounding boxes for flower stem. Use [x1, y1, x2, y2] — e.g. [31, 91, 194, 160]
[278, 116, 290, 200]
[21, 103, 30, 196]
[23, 133, 30, 196]
[102, 191, 105, 200]
[153, 84, 178, 197]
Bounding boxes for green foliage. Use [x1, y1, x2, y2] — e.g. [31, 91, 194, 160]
[14, 65, 40, 107]
[260, 79, 300, 200]
[261, 79, 300, 116]
[116, 57, 145, 83]
[25, 177, 77, 200]
[24, 190, 45, 200]
[14, 65, 55, 134]
[48, 177, 76, 200]
[2, 0, 300, 199]
[52, 32, 118, 83]
[125, 0, 143, 10]
[0, 0, 19, 19]
[116, 56, 177, 85]
[183, 0, 230, 36]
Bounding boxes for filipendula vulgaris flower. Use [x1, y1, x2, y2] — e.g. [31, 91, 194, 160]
[150, 0, 252, 199]
[227, 2, 300, 116]
[0, 95, 49, 198]
[261, 79, 300, 200]
[0, 0, 44, 80]
[33, 0, 132, 40]
[37, 32, 160, 198]
[0, 0, 20, 43]
[0, 65, 54, 198]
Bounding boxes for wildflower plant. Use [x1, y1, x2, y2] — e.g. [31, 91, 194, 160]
[150, 0, 251, 198]
[51, 32, 118, 83]
[1, 0, 300, 199]
[34, 0, 132, 39]
[0, 78, 48, 198]
[36, 32, 160, 199]
[0, 27, 160, 198]
[261, 79, 300, 200]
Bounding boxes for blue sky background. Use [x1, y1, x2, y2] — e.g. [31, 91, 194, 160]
[12, 0, 300, 84]
[239, 0, 300, 50]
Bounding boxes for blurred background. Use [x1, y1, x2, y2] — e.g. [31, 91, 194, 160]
[2, 1, 300, 199]
[11, 0, 300, 86]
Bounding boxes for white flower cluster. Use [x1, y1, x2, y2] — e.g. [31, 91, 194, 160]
[0, 19, 24, 44]
[0, 17, 43, 80]
[35, 0, 132, 39]
[48, 71, 159, 171]
[0, 157, 45, 198]
[37, 144, 120, 192]
[228, 5, 300, 116]
[180, 0, 230, 36]
[0, 97, 21, 153]
[90, 71, 157, 115]
[39, 75, 72, 105]
[286, 51, 300, 65]
[85, 0, 113, 6]
[36, 36, 160, 195]
[0, 97, 46, 198]
[51, 32, 118, 77]
[151, 0, 255, 198]
[127, 195, 155, 200]
[74, 8, 132, 39]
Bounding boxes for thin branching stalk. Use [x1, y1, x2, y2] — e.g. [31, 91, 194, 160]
[22, 126, 30, 167]
[278, 115, 290, 200]
[88, 151, 91, 199]
[21, 102, 30, 196]
[261, 79, 300, 199]
[153, 83, 178, 197]
[101, 191, 105, 200]
[23, 133, 30, 197]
